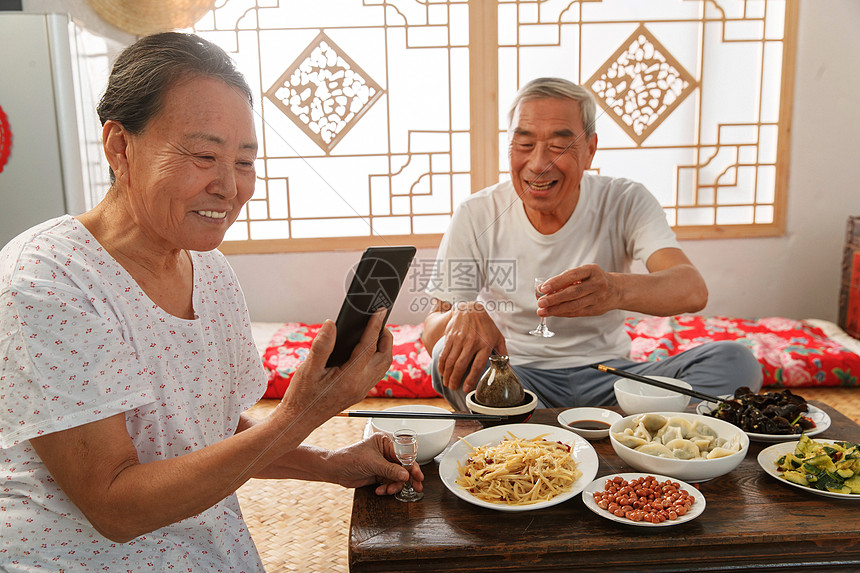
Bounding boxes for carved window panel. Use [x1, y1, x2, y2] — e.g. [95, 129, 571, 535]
[587, 24, 698, 146]
[192, 0, 472, 252]
[190, 0, 796, 252]
[497, 0, 796, 239]
[265, 32, 385, 155]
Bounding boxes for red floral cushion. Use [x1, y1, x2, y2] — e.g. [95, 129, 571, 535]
[261, 323, 435, 398]
[261, 316, 860, 398]
[625, 315, 860, 388]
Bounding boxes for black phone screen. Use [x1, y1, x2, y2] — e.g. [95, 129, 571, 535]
[325, 246, 416, 368]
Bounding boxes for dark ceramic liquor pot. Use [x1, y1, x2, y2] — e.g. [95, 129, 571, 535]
[475, 355, 525, 407]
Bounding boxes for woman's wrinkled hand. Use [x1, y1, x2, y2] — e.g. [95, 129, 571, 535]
[330, 432, 425, 495]
[279, 309, 394, 426]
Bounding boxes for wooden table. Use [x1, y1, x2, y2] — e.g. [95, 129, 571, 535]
[349, 402, 860, 572]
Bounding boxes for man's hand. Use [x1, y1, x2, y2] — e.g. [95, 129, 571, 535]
[538, 248, 707, 319]
[536, 264, 620, 318]
[436, 301, 507, 393]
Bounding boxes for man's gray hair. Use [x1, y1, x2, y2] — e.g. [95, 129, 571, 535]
[507, 77, 597, 139]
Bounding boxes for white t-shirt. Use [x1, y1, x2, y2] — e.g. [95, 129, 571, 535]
[0, 216, 268, 572]
[426, 174, 680, 369]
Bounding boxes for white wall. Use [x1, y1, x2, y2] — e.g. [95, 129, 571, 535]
[230, 1, 860, 325]
[228, 247, 440, 325]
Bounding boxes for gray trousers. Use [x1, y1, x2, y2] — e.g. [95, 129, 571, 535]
[430, 337, 763, 411]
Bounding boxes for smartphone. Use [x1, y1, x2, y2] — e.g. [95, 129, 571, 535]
[325, 246, 417, 368]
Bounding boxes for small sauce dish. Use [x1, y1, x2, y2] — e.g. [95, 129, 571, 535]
[557, 407, 622, 440]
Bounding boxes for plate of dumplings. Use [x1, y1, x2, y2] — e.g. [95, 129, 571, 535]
[609, 412, 750, 482]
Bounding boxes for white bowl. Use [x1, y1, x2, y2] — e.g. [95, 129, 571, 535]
[466, 390, 538, 427]
[614, 376, 692, 415]
[609, 411, 750, 482]
[557, 407, 622, 440]
[370, 405, 455, 464]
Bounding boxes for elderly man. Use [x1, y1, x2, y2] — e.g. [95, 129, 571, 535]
[422, 77, 762, 411]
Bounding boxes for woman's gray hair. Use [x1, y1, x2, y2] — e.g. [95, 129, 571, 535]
[97, 32, 252, 183]
[507, 77, 597, 139]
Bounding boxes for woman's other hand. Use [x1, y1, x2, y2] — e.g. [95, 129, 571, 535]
[277, 309, 394, 427]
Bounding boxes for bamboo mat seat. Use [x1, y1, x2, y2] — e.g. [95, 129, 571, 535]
[237, 389, 860, 572]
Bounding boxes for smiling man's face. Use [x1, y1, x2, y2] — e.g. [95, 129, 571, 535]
[508, 97, 597, 233]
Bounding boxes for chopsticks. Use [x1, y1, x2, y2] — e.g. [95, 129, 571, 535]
[337, 410, 505, 421]
[590, 364, 731, 404]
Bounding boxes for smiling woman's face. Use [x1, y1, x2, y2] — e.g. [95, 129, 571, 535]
[508, 97, 597, 231]
[122, 75, 258, 252]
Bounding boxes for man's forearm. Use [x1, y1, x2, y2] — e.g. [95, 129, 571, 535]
[613, 264, 708, 316]
[423, 295, 464, 355]
[421, 308, 451, 355]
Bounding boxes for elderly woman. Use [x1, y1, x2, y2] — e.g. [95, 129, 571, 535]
[0, 32, 421, 571]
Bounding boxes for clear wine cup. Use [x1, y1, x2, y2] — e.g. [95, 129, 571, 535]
[393, 429, 423, 502]
[529, 277, 555, 337]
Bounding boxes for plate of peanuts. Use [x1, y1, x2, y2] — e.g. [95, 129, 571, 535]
[581, 473, 705, 526]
